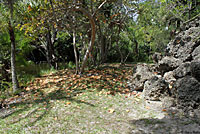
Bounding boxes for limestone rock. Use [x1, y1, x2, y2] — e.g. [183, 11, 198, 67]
[162, 97, 175, 108]
[129, 17, 200, 111]
[173, 62, 191, 79]
[152, 52, 162, 63]
[130, 64, 155, 91]
[191, 61, 200, 82]
[143, 76, 168, 101]
[163, 71, 176, 83]
[157, 56, 181, 73]
[173, 76, 200, 109]
[192, 44, 200, 61]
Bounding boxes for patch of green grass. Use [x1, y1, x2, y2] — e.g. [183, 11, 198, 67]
[0, 90, 137, 134]
[17, 62, 77, 87]
[40, 67, 57, 76]
[18, 63, 53, 75]
[1, 64, 171, 133]
[16, 63, 57, 87]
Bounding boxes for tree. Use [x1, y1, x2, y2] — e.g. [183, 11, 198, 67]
[167, 0, 200, 30]
[0, 0, 19, 93]
[18, 0, 96, 74]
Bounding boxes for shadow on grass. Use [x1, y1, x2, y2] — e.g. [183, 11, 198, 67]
[129, 110, 200, 134]
[1, 88, 95, 127]
[1, 64, 134, 127]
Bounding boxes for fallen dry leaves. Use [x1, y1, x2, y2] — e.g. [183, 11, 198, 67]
[24, 66, 133, 97]
[66, 102, 71, 105]
[4, 65, 135, 107]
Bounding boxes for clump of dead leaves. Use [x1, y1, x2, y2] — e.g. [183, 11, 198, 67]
[5, 66, 136, 106]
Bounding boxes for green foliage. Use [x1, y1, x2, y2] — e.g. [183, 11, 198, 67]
[0, 32, 11, 95]
[0, 0, 199, 99]
[168, 0, 200, 21]
[15, 32, 33, 67]
[66, 61, 76, 69]
[0, 80, 11, 99]
[124, 0, 171, 62]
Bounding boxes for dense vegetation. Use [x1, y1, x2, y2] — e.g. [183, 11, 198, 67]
[0, 0, 199, 103]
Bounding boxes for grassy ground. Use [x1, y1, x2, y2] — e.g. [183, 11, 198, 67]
[0, 91, 144, 134]
[0, 64, 138, 133]
[1, 64, 199, 134]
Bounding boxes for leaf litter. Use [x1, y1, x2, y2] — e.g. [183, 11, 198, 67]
[1, 64, 199, 134]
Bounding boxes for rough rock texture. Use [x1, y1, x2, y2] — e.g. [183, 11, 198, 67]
[174, 76, 200, 109]
[152, 52, 162, 63]
[129, 17, 200, 111]
[173, 62, 191, 79]
[143, 76, 168, 101]
[162, 97, 175, 108]
[192, 45, 200, 61]
[163, 71, 176, 83]
[191, 61, 200, 82]
[166, 27, 200, 62]
[157, 56, 181, 73]
[128, 64, 156, 91]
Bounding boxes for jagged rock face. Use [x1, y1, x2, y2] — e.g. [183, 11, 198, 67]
[173, 76, 200, 109]
[128, 64, 156, 91]
[173, 62, 191, 79]
[143, 76, 168, 101]
[185, 18, 200, 30]
[157, 56, 181, 73]
[152, 52, 162, 63]
[191, 61, 200, 82]
[192, 45, 200, 61]
[129, 17, 200, 110]
[163, 71, 176, 83]
[166, 27, 200, 62]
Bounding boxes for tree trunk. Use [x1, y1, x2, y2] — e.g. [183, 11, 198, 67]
[8, 21, 19, 93]
[97, 22, 106, 64]
[116, 26, 124, 64]
[71, 7, 96, 74]
[188, 0, 192, 20]
[73, 30, 79, 74]
[46, 28, 57, 69]
[100, 35, 106, 63]
[134, 39, 139, 61]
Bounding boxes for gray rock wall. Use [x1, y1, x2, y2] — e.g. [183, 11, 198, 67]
[128, 17, 200, 111]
